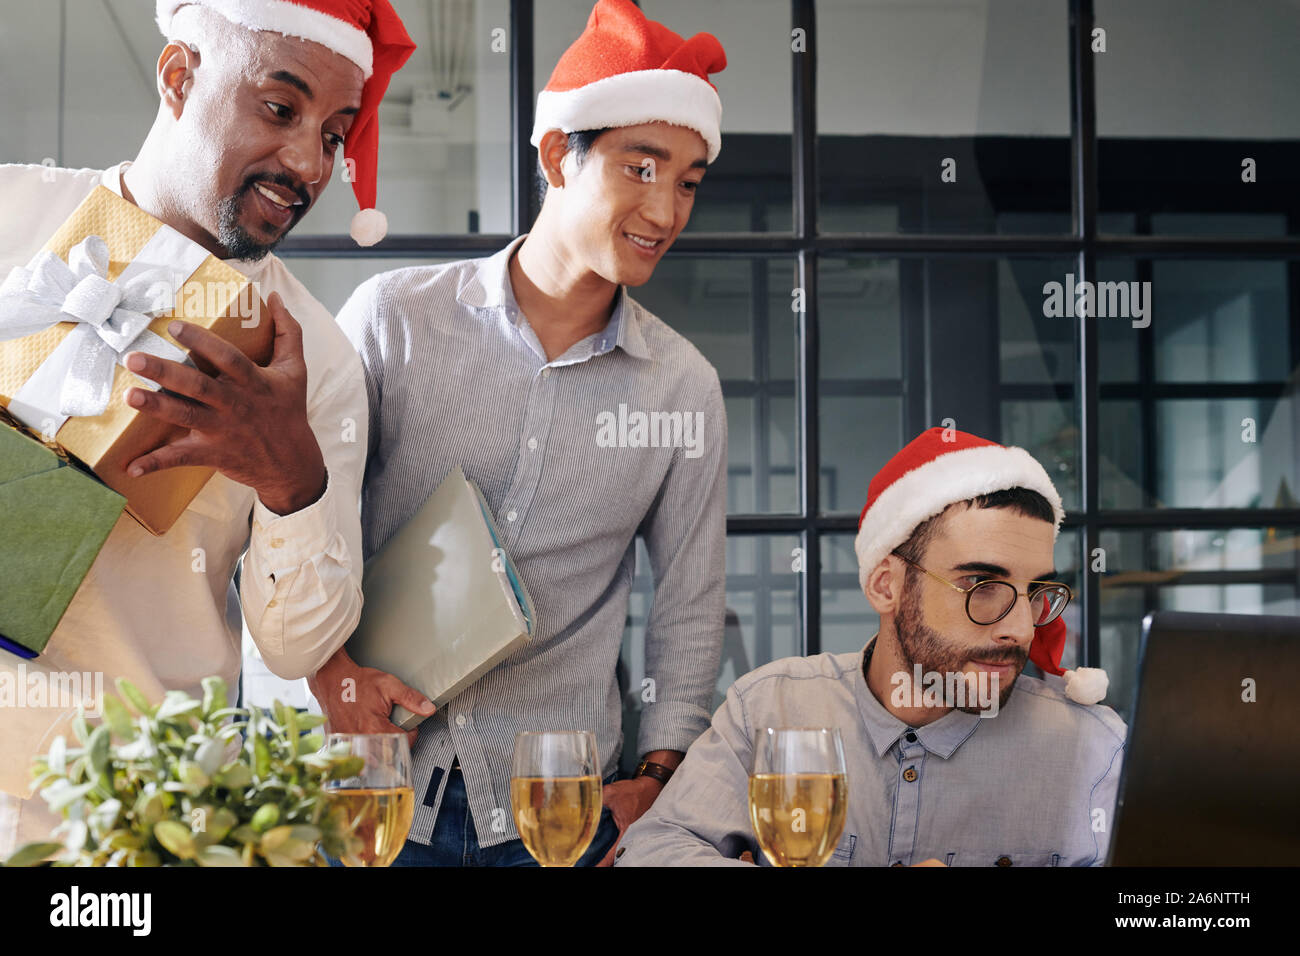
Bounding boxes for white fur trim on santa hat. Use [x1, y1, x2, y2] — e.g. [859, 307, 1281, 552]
[1062, 666, 1108, 705]
[531, 69, 723, 163]
[854, 444, 1066, 593]
[157, 0, 374, 78]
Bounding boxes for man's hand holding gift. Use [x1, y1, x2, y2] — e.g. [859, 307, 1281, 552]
[122, 291, 327, 515]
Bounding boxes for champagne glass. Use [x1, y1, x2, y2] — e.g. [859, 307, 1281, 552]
[510, 731, 602, 867]
[748, 727, 848, 867]
[323, 733, 415, 867]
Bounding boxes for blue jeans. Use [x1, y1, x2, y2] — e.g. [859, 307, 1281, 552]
[330, 765, 621, 867]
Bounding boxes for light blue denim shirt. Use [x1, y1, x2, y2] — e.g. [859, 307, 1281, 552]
[615, 637, 1127, 867]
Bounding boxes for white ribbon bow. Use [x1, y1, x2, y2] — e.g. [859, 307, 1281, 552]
[0, 235, 187, 422]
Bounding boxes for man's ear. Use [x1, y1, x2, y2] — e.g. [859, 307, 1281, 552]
[538, 129, 571, 190]
[157, 41, 200, 119]
[864, 556, 906, 617]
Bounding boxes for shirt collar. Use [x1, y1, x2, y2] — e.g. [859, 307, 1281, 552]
[854, 635, 984, 760]
[455, 233, 650, 361]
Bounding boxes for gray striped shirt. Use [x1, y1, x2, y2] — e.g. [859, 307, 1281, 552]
[335, 235, 728, 847]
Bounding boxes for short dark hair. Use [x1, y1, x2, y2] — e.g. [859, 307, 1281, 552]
[893, 487, 1056, 580]
[534, 128, 609, 208]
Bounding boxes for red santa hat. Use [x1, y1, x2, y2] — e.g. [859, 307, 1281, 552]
[156, 0, 415, 246]
[531, 0, 727, 164]
[856, 426, 1109, 705]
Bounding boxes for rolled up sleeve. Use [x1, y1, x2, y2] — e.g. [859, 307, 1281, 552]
[615, 683, 758, 866]
[240, 362, 368, 680]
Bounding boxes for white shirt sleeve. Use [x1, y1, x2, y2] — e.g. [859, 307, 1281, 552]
[236, 287, 369, 680]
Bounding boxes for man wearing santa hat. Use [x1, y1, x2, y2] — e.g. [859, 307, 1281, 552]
[0, 0, 416, 855]
[311, 0, 730, 865]
[614, 427, 1127, 866]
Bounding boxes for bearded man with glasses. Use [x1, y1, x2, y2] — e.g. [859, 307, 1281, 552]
[614, 427, 1127, 867]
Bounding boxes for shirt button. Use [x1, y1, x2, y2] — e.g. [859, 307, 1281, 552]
[615, 846, 625, 859]
[270, 537, 284, 548]
[905, 731, 917, 743]
[903, 767, 918, 783]
[455, 714, 467, 727]
[996, 855, 1013, 866]
[267, 599, 278, 608]
[506, 510, 517, 522]
[542, 368, 551, 379]
[527, 437, 538, 451]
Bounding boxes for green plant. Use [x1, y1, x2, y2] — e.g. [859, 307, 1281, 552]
[2, 676, 364, 867]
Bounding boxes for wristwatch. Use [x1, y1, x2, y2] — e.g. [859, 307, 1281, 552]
[634, 759, 675, 785]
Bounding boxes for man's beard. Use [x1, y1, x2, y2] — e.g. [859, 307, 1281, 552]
[894, 573, 1026, 712]
[215, 176, 305, 261]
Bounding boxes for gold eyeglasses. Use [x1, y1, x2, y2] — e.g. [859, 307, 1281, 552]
[891, 551, 1073, 627]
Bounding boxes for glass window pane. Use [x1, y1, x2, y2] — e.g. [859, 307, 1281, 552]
[0, 2, 60, 164]
[1096, 0, 1300, 236]
[818, 0, 1071, 234]
[818, 256, 904, 515]
[1094, 259, 1297, 510]
[1096, 260, 1142, 384]
[1001, 400, 1079, 511]
[1098, 587, 1144, 722]
[637, 256, 800, 514]
[1051, 528, 1084, 668]
[1152, 262, 1289, 384]
[999, 258, 1078, 386]
[820, 256, 1084, 513]
[619, 535, 802, 770]
[1155, 399, 1281, 508]
[820, 534, 876, 657]
[819, 396, 902, 513]
[819, 258, 901, 379]
[1098, 400, 1143, 510]
[1097, 527, 1300, 720]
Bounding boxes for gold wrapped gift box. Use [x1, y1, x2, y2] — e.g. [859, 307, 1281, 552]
[0, 186, 273, 535]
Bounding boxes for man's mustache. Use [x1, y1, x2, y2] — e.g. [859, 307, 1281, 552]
[968, 647, 1028, 666]
[238, 172, 311, 211]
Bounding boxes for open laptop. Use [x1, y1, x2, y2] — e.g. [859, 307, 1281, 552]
[1107, 610, 1300, 865]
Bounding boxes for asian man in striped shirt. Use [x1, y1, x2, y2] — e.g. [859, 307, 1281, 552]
[308, 0, 733, 866]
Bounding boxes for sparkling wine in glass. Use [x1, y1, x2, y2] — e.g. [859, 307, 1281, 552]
[323, 733, 415, 867]
[748, 727, 848, 867]
[510, 730, 602, 867]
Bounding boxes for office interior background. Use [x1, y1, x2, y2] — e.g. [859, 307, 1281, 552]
[4, 0, 1296, 768]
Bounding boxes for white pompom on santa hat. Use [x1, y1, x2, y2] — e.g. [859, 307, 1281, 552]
[531, 0, 728, 164]
[156, 0, 415, 245]
[855, 426, 1109, 705]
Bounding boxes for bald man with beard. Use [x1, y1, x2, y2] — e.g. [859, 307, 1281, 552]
[0, 0, 416, 856]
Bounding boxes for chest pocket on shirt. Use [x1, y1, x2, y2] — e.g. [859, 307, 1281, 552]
[944, 850, 1062, 867]
[825, 833, 857, 867]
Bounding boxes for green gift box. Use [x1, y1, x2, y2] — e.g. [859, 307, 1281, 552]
[0, 415, 125, 657]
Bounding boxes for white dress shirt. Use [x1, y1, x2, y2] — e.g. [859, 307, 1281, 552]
[0, 162, 367, 853]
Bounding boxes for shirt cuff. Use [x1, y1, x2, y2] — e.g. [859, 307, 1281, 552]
[635, 698, 713, 758]
[250, 469, 339, 579]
